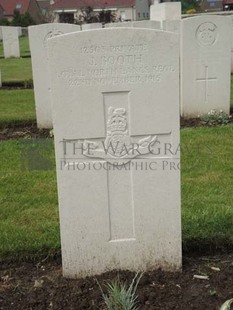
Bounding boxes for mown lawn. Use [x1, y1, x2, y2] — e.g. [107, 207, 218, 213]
[0, 47, 232, 261]
[0, 125, 232, 261]
[181, 125, 233, 251]
[0, 139, 59, 262]
[0, 36, 30, 58]
[0, 36, 32, 83]
[0, 89, 35, 124]
[0, 57, 32, 83]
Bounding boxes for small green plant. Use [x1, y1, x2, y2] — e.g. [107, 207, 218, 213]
[200, 109, 230, 126]
[209, 289, 217, 296]
[99, 272, 143, 310]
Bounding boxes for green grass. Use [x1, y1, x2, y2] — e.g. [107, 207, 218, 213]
[18, 36, 31, 57]
[0, 36, 32, 83]
[0, 89, 35, 124]
[0, 36, 30, 58]
[0, 57, 32, 82]
[0, 139, 59, 261]
[181, 125, 233, 252]
[0, 125, 232, 261]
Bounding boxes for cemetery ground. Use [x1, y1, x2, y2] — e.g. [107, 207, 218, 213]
[0, 37, 233, 309]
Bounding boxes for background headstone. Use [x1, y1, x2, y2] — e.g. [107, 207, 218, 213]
[150, 2, 181, 22]
[181, 16, 231, 117]
[29, 23, 81, 128]
[48, 28, 181, 278]
[82, 23, 102, 30]
[18, 27, 22, 37]
[2, 26, 20, 58]
[229, 15, 233, 73]
[104, 21, 161, 30]
[132, 20, 161, 29]
[104, 22, 133, 28]
[162, 20, 180, 33]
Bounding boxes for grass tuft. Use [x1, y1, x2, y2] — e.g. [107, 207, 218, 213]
[99, 273, 143, 310]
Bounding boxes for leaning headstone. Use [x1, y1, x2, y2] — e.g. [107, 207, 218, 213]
[2, 26, 20, 58]
[48, 28, 181, 278]
[181, 16, 231, 117]
[29, 23, 81, 128]
[82, 23, 102, 30]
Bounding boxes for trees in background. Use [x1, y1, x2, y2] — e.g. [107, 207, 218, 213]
[76, 7, 116, 24]
[0, 9, 35, 27]
[181, 0, 201, 13]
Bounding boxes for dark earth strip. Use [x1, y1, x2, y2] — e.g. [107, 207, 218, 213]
[1, 114, 233, 141]
[0, 255, 232, 309]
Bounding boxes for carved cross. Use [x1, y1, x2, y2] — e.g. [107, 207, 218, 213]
[61, 103, 171, 242]
[196, 65, 217, 104]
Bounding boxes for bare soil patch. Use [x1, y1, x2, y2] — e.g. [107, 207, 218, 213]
[1, 114, 233, 141]
[0, 254, 232, 310]
[0, 122, 50, 140]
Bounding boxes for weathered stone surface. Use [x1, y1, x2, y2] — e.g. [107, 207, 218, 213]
[2, 26, 20, 58]
[181, 16, 231, 117]
[29, 23, 81, 128]
[48, 28, 181, 278]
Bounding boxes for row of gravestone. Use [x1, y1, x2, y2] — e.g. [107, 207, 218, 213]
[33, 15, 231, 278]
[28, 14, 231, 129]
[2, 17, 230, 278]
[0, 26, 22, 58]
[0, 24, 103, 59]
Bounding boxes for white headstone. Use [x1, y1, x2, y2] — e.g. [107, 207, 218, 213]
[162, 20, 180, 33]
[2, 26, 20, 58]
[29, 23, 81, 128]
[82, 23, 102, 30]
[18, 27, 22, 37]
[229, 15, 233, 73]
[104, 22, 133, 28]
[150, 2, 181, 22]
[105, 21, 161, 30]
[48, 28, 181, 278]
[132, 20, 161, 29]
[0, 27, 2, 40]
[181, 16, 231, 117]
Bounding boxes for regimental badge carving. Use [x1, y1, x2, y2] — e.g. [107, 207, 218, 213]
[196, 22, 218, 47]
[83, 107, 157, 165]
[105, 107, 130, 158]
[44, 29, 64, 47]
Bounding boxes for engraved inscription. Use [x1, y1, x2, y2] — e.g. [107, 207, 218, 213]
[57, 43, 175, 87]
[196, 22, 218, 47]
